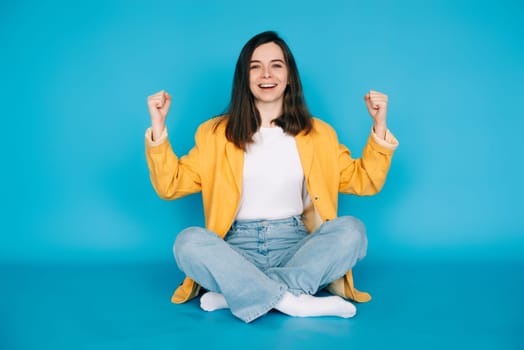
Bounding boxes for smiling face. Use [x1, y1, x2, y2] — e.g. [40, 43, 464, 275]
[249, 42, 289, 108]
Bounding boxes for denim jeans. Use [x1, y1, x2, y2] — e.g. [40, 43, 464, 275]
[174, 215, 367, 323]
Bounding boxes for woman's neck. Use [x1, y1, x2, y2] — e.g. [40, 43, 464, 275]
[256, 101, 283, 127]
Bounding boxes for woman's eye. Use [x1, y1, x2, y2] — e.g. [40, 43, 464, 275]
[272, 63, 283, 68]
[250, 65, 260, 70]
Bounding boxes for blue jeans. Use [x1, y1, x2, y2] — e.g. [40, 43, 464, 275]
[173, 215, 367, 323]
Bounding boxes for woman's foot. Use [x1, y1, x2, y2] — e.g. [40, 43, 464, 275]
[274, 291, 356, 318]
[200, 292, 229, 311]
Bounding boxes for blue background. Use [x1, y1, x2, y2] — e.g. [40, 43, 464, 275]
[1, 0, 523, 349]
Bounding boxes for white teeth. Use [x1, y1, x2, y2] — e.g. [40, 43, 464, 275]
[259, 84, 276, 88]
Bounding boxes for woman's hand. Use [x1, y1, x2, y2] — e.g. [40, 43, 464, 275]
[364, 90, 388, 139]
[147, 90, 172, 141]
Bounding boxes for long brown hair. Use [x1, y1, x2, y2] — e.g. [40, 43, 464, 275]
[222, 31, 313, 150]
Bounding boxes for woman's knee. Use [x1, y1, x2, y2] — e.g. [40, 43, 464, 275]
[173, 226, 210, 265]
[329, 216, 368, 255]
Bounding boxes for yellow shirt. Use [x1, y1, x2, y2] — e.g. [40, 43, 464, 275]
[145, 117, 399, 304]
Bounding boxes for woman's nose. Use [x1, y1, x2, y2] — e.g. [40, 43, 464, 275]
[263, 68, 271, 78]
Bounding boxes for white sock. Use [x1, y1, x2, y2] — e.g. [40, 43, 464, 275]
[200, 292, 229, 312]
[274, 291, 357, 318]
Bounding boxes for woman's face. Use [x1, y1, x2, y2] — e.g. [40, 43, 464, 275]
[249, 42, 289, 107]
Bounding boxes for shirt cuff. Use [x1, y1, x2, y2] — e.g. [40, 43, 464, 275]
[145, 127, 168, 147]
[371, 128, 399, 151]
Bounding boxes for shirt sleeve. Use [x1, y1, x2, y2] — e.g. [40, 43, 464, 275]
[371, 128, 399, 151]
[145, 127, 168, 147]
[145, 126, 202, 200]
[337, 127, 399, 195]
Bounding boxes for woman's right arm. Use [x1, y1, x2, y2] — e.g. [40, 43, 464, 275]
[145, 90, 202, 199]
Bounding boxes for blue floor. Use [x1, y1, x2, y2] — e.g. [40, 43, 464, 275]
[1, 259, 522, 349]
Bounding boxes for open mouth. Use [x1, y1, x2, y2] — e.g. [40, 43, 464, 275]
[258, 83, 277, 90]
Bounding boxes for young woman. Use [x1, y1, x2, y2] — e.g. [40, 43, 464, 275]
[145, 31, 398, 323]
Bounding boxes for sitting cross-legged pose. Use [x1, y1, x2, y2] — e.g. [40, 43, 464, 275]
[145, 31, 398, 323]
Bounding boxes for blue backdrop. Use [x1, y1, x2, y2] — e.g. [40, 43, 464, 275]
[1, 0, 523, 264]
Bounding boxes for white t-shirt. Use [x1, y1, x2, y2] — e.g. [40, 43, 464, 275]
[235, 126, 309, 220]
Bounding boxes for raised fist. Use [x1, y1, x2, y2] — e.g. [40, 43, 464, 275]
[364, 90, 388, 139]
[147, 90, 172, 141]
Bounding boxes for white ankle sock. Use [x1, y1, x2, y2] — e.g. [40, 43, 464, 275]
[200, 291, 357, 318]
[200, 292, 229, 312]
[274, 291, 356, 318]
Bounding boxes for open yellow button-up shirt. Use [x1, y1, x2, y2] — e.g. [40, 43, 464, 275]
[145, 117, 398, 304]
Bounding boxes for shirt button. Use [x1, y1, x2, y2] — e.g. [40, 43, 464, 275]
[314, 196, 319, 201]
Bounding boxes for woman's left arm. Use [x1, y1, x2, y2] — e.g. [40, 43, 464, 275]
[338, 90, 399, 195]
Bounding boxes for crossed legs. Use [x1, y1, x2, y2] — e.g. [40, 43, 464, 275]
[174, 216, 367, 323]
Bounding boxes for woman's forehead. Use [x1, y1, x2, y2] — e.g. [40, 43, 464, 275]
[251, 42, 285, 61]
